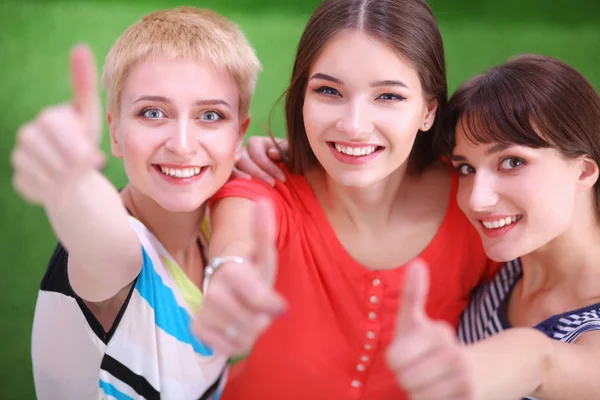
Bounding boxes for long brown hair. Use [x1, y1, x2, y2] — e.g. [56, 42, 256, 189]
[439, 54, 600, 215]
[284, 0, 447, 174]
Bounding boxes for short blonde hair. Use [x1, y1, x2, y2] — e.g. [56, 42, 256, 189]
[101, 7, 261, 117]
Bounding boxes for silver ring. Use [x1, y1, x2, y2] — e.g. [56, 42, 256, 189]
[202, 256, 246, 294]
[225, 325, 239, 340]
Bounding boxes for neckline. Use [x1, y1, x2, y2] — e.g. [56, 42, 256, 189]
[286, 168, 458, 277]
[497, 259, 600, 332]
[129, 216, 206, 312]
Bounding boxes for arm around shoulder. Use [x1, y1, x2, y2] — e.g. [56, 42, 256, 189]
[468, 327, 600, 400]
[209, 197, 266, 261]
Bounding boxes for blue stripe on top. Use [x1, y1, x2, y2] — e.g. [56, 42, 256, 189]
[135, 246, 214, 356]
[99, 379, 134, 400]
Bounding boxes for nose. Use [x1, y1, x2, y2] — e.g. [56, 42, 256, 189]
[335, 99, 372, 138]
[468, 172, 500, 212]
[165, 118, 200, 156]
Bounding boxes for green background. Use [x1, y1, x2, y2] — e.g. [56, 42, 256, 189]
[1, 0, 599, 398]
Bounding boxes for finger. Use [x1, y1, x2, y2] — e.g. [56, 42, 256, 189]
[231, 167, 252, 180]
[37, 106, 105, 170]
[274, 138, 289, 160]
[235, 157, 275, 186]
[251, 199, 277, 284]
[399, 341, 466, 393]
[193, 322, 237, 356]
[70, 44, 101, 141]
[15, 122, 67, 177]
[406, 362, 474, 400]
[198, 303, 260, 353]
[221, 263, 286, 315]
[397, 259, 430, 332]
[247, 138, 286, 182]
[267, 147, 281, 161]
[12, 172, 46, 205]
[204, 279, 265, 335]
[387, 317, 455, 370]
[11, 146, 54, 193]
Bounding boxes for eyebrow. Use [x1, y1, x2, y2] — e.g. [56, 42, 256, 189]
[309, 73, 409, 89]
[309, 73, 343, 85]
[133, 95, 231, 109]
[485, 143, 514, 155]
[370, 80, 409, 89]
[451, 143, 516, 162]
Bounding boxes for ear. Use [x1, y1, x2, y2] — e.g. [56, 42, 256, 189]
[421, 98, 438, 132]
[235, 115, 251, 162]
[107, 111, 123, 158]
[576, 156, 599, 191]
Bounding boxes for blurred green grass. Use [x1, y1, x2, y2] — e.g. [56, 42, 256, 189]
[0, 0, 598, 398]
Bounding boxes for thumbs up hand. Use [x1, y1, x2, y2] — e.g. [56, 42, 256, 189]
[11, 44, 105, 207]
[386, 260, 476, 400]
[193, 199, 287, 356]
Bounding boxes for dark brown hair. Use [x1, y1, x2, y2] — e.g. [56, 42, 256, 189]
[284, 0, 447, 174]
[438, 54, 600, 215]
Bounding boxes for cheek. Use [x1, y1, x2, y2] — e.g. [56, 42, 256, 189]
[203, 129, 240, 162]
[518, 175, 576, 244]
[302, 99, 335, 139]
[532, 183, 575, 223]
[377, 104, 423, 143]
[120, 129, 157, 160]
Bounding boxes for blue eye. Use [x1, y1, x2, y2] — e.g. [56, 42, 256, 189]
[456, 164, 475, 176]
[314, 86, 340, 97]
[200, 111, 223, 122]
[499, 158, 524, 170]
[377, 93, 405, 101]
[141, 108, 164, 119]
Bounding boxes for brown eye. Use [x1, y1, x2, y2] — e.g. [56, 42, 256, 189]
[456, 164, 475, 176]
[500, 158, 524, 170]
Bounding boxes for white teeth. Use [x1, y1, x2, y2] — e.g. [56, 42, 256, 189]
[159, 166, 203, 178]
[334, 143, 377, 157]
[482, 215, 521, 230]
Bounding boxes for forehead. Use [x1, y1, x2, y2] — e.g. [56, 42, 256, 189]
[121, 58, 240, 105]
[311, 30, 422, 90]
[453, 121, 566, 164]
[453, 121, 508, 155]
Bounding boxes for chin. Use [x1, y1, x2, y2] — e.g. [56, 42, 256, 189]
[328, 170, 383, 188]
[155, 194, 209, 213]
[482, 242, 524, 263]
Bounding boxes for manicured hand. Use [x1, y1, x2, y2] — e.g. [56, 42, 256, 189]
[193, 199, 287, 356]
[232, 136, 288, 186]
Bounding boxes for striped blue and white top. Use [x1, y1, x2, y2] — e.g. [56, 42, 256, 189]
[32, 217, 227, 400]
[459, 259, 600, 400]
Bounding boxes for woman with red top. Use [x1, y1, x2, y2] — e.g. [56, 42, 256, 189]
[194, 0, 498, 398]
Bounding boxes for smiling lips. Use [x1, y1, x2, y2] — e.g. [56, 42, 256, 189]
[334, 143, 379, 156]
[478, 214, 523, 238]
[481, 215, 522, 229]
[154, 164, 207, 185]
[159, 165, 203, 179]
[329, 142, 383, 165]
